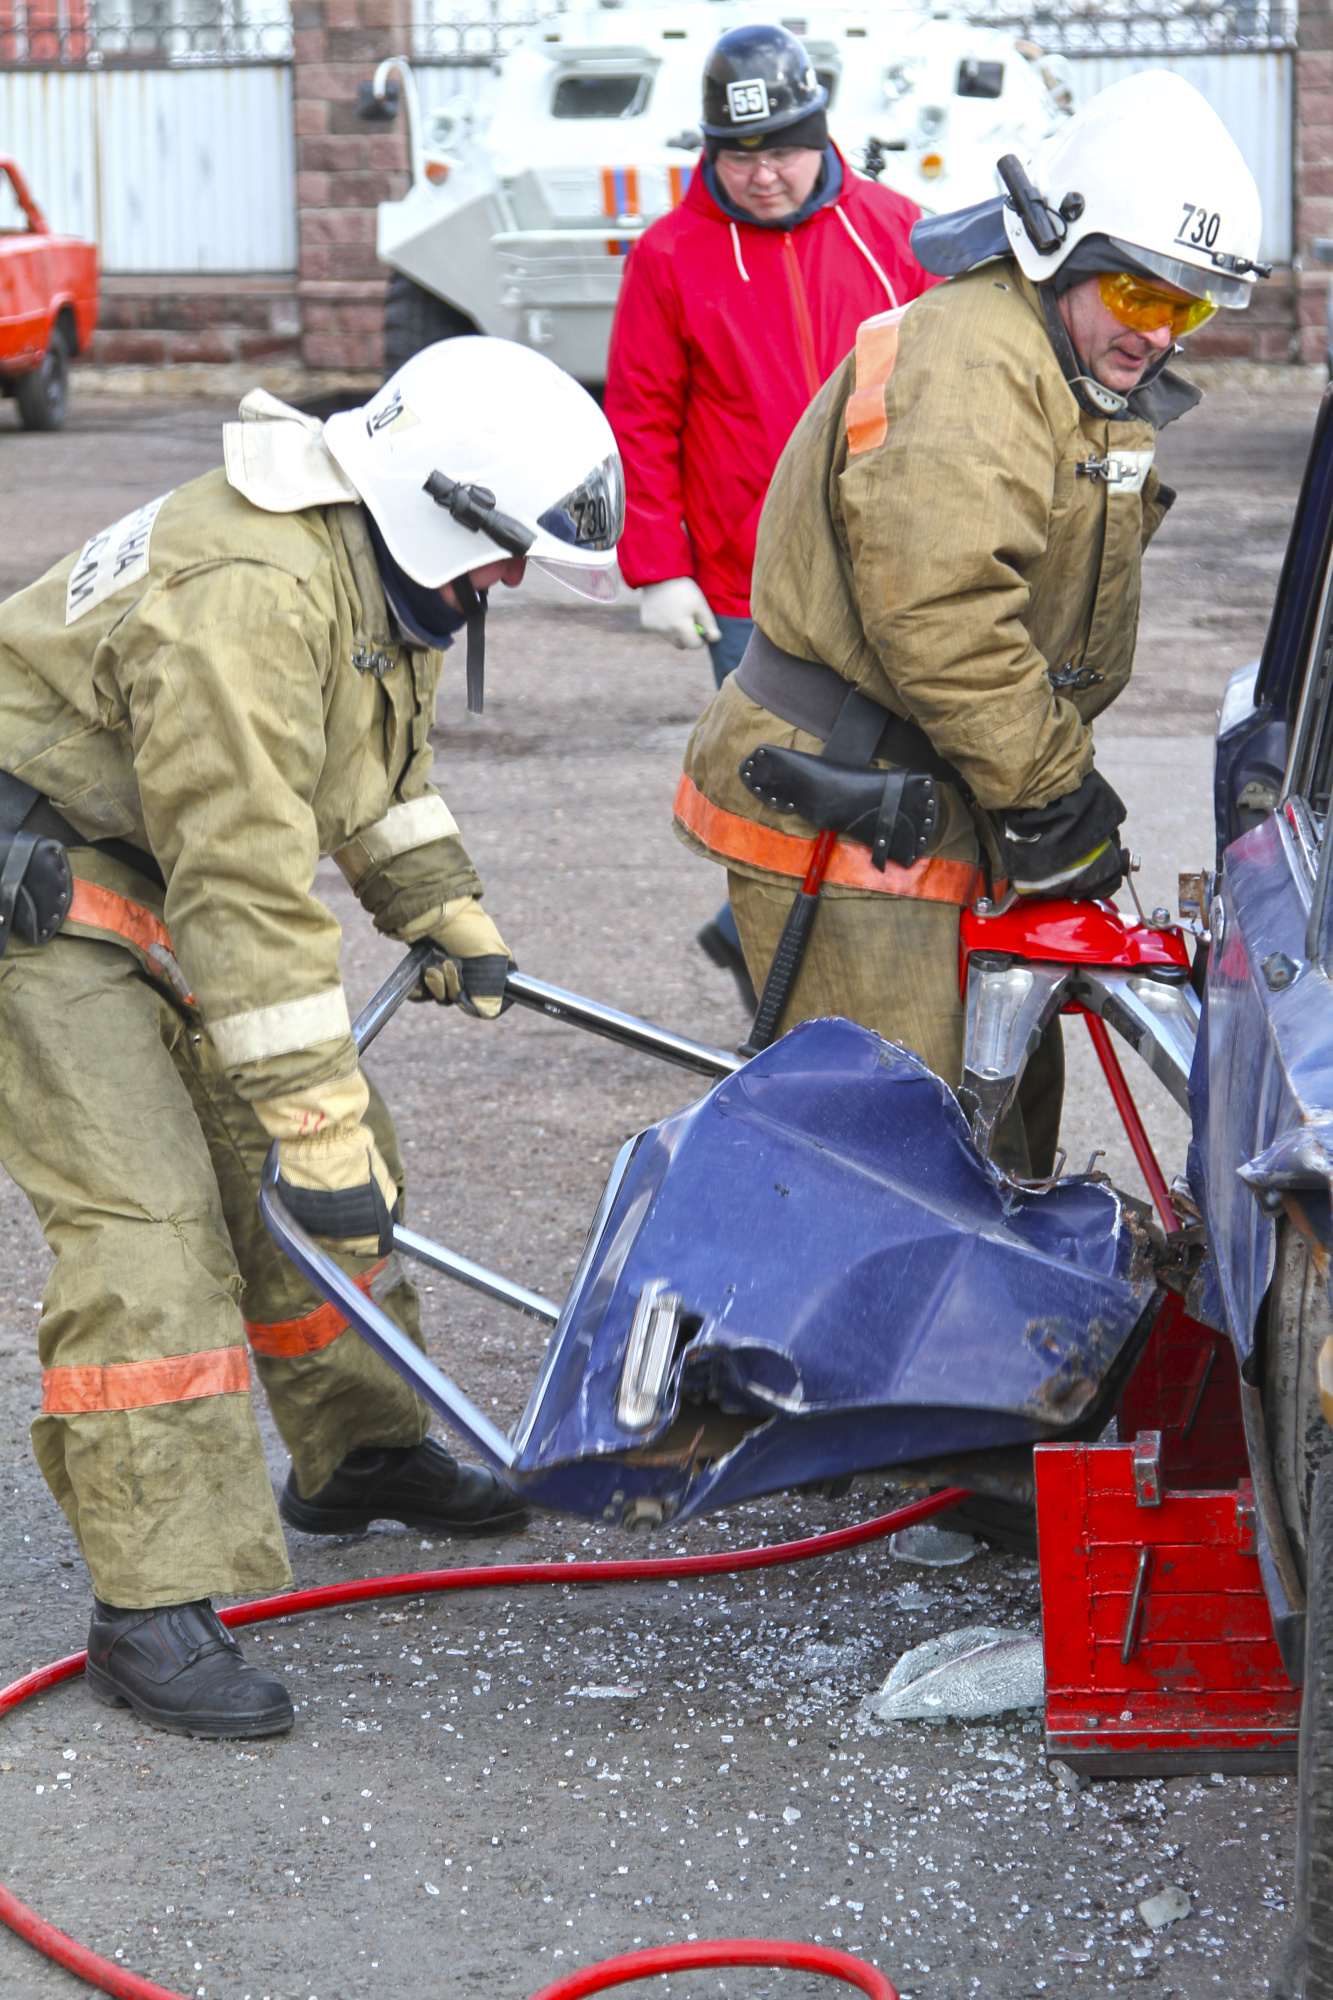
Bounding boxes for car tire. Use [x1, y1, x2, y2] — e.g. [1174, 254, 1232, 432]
[1276, 1457, 1333, 1998]
[15, 323, 71, 431]
[382, 274, 475, 379]
[1266, 1219, 1333, 1584]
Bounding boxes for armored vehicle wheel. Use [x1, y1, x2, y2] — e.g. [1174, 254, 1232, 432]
[383, 274, 475, 378]
[1266, 1219, 1333, 1581]
[15, 323, 70, 431]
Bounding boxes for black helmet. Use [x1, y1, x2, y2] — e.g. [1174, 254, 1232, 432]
[700, 23, 828, 147]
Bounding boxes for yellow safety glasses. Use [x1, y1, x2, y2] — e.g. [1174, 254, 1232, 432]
[1098, 270, 1217, 339]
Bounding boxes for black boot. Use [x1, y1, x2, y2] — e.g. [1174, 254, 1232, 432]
[279, 1436, 531, 1539]
[697, 917, 758, 1013]
[86, 1599, 294, 1740]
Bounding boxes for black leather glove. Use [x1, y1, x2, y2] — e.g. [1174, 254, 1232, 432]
[998, 769, 1126, 901]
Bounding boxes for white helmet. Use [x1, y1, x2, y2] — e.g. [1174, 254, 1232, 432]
[325, 337, 624, 602]
[1001, 70, 1265, 307]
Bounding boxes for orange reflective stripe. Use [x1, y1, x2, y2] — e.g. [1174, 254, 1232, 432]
[845, 305, 911, 457]
[782, 236, 821, 400]
[245, 1258, 389, 1360]
[41, 1345, 249, 1416]
[673, 773, 985, 907]
[64, 878, 194, 1001]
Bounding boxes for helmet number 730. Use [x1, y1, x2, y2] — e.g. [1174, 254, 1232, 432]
[1175, 204, 1222, 249]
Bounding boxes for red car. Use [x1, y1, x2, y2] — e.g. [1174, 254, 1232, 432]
[0, 156, 98, 431]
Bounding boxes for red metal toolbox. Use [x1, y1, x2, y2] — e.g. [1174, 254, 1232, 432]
[1117, 1292, 1250, 1491]
[1035, 1431, 1301, 1776]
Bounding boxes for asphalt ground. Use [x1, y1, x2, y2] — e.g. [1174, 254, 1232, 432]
[0, 368, 1325, 2000]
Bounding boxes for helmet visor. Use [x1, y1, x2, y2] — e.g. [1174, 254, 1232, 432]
[537, 452, 625, 553]
[532, 557, 619, 602]
[1098, 271, 1217, 339]
[1106, 237, 1254, 310]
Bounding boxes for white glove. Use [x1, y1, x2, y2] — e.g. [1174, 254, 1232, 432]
[639, 577, 722, 651]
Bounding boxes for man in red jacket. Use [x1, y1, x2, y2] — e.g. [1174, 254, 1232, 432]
[604, 22, 936, 1002]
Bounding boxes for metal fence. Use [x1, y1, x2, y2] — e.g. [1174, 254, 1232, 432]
[0, 0, 291, 66]
[970, 0, 1297, 54]
[409, 1, 543, 65]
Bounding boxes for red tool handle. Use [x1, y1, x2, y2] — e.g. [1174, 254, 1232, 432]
[742, 830, 840, 1057]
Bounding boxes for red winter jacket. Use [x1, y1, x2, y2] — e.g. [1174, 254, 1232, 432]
[604, 150, 938, 618]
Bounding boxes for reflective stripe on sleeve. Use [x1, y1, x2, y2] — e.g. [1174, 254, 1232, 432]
[245, 1258, 388, 1359]
[41, 1345, 249, 1415]
[673, 772, 985, 906]
[208, 987, 351, 1068]
[332, 794, 460, 888]
[845, 304, 912, 457]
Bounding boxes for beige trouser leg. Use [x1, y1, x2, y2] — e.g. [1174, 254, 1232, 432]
[0, 931, 427, 1608]
[728, 871, 1064, 1178]
[186, 1041, 430, 1500]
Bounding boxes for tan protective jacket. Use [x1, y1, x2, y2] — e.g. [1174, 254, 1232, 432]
[0, 394, 480, 1098]
[679, 260, 1178, 896]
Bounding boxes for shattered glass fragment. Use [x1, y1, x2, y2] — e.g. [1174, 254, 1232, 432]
[867, 1626, 1044, 1722]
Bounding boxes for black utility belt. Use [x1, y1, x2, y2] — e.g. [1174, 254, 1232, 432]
[732, 626, 967, 793]
[0, 771, 164, 959]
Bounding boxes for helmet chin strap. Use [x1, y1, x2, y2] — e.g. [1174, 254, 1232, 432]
[1037, 284, 1177, 422]
[450, 572, 488, 714]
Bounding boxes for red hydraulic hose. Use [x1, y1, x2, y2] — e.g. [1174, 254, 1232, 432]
[0, 1486, 963, 2000]
[1083, 1012, 1180, 1231]
[527, 1937, 897, 1999]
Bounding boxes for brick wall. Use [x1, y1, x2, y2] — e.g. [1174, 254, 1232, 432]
[89, 276, 303, 369]
[1296, 0, 1333, 362]
[292, 0, 412, 373]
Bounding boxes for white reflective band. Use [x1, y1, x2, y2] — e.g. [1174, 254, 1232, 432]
[332, 794, 460, 887]
[208, 987, 351, 1067]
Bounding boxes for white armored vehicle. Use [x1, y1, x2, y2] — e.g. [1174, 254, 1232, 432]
[363, 2, 1073, 384]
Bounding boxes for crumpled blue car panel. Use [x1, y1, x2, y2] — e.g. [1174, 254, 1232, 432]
[509, 1018, 1159, 1523]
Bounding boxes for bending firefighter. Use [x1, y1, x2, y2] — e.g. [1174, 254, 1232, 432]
[0, 338, 622, 1738]
[605, 20, 934, 1006]
[675, 70, 1265, 1168]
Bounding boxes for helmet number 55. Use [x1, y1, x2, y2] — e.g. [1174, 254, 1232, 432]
[1176, 203, 1222, 249]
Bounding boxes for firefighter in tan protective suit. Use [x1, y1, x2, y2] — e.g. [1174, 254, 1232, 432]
[0, 338, 623, 1738]
[674, 72, 1267, 1170]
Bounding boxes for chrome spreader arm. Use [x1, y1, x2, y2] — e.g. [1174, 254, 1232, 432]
[259, 1150, 520, 1471]
[263, 945, 736, 1469]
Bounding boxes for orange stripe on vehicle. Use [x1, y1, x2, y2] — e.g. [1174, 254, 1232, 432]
[845, 306, 911, 456]
[669, 164, 693, 207]
[673, 773, 984, 906]
[245, 1258, 389, 1360]
[42, 1344, 249, 1415]
[601, 165, 639, 255]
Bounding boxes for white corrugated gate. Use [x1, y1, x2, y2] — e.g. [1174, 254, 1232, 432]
[1066, 52, 1293, 265]
[0, 26, 1296, 278]
[0, 64, 295, 272]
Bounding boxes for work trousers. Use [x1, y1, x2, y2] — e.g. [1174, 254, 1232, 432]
[0, 931, 430, 1609]
[728, 871, 1064, 1178]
